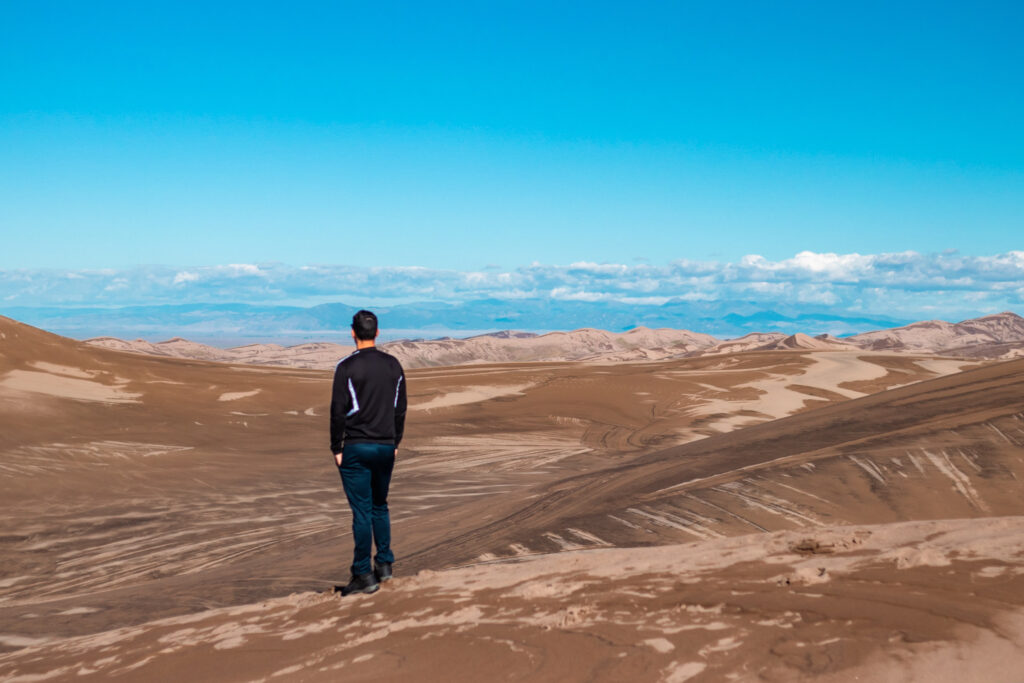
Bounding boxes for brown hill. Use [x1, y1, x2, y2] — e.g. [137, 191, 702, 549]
[85, 334, 356, 369]
[755, 331, 855, 351]
[700, 331, 787, 354]
[83, 312, 1024, 371]
[420, 357, 1024, 567]
[848, 311, 1024, 355]
[3, 315, 1024, 681]
[86, 325, 718, 369]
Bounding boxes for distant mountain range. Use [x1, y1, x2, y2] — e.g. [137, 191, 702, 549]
[81, 312, 1024, 369]
[1, 299, 911, 345]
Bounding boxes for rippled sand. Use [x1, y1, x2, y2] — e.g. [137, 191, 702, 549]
[2, 315, 1023, 681]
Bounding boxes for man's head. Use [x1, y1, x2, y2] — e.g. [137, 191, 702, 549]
[351, 309, 379, 342]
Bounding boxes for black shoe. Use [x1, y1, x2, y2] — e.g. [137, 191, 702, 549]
[374, 561, 393, 582]
[335, 572, 379, 596]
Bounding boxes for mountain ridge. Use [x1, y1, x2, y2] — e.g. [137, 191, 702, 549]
[70, 311, 1024, 369]
[1, 299, 910, 343]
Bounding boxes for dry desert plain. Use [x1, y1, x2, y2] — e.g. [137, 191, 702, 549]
[2, 314, 1024, 681]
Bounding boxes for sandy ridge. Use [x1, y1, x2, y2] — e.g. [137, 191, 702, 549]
[81, 312, 1024, 369]
[2, 518, 1023, 682]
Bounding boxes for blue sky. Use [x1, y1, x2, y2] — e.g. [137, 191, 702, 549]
[1, 1, 1021, 319]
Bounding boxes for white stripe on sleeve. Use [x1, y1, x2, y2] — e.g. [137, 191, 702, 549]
[346, 378, 360, 416]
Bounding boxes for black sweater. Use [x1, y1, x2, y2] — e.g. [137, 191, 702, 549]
[330, 347, 407, 454]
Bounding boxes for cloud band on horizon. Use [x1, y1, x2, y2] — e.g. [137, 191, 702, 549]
[1, 251, 1022, 321]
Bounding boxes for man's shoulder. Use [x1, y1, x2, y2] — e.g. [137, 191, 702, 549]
[376, 349, 405, 372]
[335, 349, 361, 369]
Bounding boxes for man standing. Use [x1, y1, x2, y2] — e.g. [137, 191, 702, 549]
[330, 310, 407, 596]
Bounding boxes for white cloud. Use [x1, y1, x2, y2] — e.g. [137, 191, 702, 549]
[0, 251, 1021, 321]
[226, 264, 262, 276]
[173, 271, 200, 285]
[796, 284, 840, 305]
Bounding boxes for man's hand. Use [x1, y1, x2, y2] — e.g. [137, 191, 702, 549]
[334, 452, 343, 467]
[394, 449, 398, 457]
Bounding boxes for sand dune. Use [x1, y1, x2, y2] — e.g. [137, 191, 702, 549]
[848, 311, 1024, 354]
[4, 517, 1022, 681]
[85, 326, 718, 370]
[83, 312, 1024, 370]
[2, 314, 1024, 681]
[700, 331, 787, 355]
[417, 358, 1024, 568]
[755, 332, 855, 351]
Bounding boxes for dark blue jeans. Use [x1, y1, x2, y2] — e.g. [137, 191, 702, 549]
[339, 442, 395, 576]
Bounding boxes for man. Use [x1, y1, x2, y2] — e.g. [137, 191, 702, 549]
[330, 310, 407, 596]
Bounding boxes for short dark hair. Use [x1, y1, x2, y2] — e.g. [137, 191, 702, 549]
[351, 309, 378, 340]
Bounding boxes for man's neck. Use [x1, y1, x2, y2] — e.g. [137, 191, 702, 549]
[354, 339, 376, 350]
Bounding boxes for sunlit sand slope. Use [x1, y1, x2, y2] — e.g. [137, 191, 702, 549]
[2, 315, 1023, 681]
[418, 358, 1024, 566]
[2, 518, 1023, 682]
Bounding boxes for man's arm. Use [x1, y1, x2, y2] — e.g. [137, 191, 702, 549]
[329, 362, 350, 462]
[393, 367, 407, 450]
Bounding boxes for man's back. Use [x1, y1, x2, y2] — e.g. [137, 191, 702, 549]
[330, 347, 407, 452]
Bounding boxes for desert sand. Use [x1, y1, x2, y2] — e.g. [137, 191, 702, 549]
[84, 312, 1024, 370]
[2, 313, 1024, 681]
